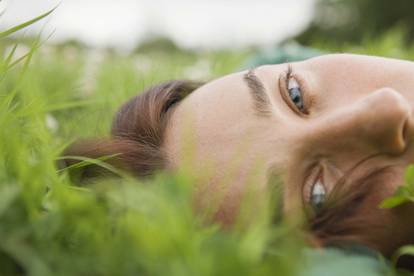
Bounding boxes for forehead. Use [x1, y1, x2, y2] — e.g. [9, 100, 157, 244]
[182, 71, 253, 134]
[161, 55, 324, 162]
[166, 70, 258, 166]
[163, 53, 409, 167]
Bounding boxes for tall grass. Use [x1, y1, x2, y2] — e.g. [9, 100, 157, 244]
[0, 12, 409, 276]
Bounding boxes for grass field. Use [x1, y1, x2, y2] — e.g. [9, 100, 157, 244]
[0, 15, 413, 276]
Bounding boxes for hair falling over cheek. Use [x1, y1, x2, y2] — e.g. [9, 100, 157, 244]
[309, 166, 414, 270]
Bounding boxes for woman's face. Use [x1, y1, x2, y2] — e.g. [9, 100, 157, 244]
[164, 54, 414, 240]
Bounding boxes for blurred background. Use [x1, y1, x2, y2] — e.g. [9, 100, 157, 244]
[2, 0, 314, 50]
[3, 0, 414, 52]
[2, 0, 414, 138]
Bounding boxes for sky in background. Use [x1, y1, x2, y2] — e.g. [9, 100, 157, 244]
[0, 0, 315, 51]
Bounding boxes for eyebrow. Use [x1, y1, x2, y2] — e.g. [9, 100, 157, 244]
[243, 69, 273, 117]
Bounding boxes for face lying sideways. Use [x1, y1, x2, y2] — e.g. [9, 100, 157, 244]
[163, 54, 414, 257]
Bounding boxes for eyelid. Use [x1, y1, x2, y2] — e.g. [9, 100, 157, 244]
[301, 165, 329, 218]
[278, 64, 312, 116]
[303, 165, 324, 204]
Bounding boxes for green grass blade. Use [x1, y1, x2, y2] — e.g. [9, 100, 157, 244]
[43, 100, 99, 112]
[0, 7, 56, 39]
[56, 154, 127, 178]
[3, 44, 18, 67]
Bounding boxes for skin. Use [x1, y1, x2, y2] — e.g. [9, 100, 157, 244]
[163, 54, 414, 230]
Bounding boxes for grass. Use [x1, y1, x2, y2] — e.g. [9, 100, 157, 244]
[0, 14, 413, 276]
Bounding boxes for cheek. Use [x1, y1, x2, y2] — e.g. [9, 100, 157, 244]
[368, 167, 403, 201]
[191, 155, 270, 227]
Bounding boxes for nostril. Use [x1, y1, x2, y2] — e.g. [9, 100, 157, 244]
[372, 88, 412, 154]
[402, 114, 414, 151]
[402, 117, 408, 149]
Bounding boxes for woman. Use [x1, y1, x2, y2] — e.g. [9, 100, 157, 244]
[63, 54, 414, 266]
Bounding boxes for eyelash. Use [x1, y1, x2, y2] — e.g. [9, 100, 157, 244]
[280, 64, 310, 115]
[286, 63, 294, 79]
[301, 163, 331, 219]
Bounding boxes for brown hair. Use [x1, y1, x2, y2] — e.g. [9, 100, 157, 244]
[60, 80, 201, 180]
[310, 165, 414, 269]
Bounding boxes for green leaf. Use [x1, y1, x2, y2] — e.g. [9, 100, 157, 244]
[404, 164, 414, 189]
[379, 195, 409, 209]
[0, 7, 56, 39]
[392, 245, 414, 265]
[379, 165, 414, 209]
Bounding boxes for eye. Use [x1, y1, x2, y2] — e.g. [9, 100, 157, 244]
[280, 64, 308, 115]
[287, 77, 305, 113]
[310, 178, 326, 212]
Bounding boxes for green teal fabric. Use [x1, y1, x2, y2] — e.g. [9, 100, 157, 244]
[243, 43, 325, 69]
[300, 248, 394, 276]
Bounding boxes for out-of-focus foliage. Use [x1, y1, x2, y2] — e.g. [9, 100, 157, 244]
[305, 26, 414, 61]
[134, 36, 184, 54]
[380, 165, 414, 209]
[0, 9, 412, 276]
[297, 0, 414, 46]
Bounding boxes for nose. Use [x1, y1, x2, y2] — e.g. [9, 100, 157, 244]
[366, 89, 413, 154]
[316, 88, 412, 156]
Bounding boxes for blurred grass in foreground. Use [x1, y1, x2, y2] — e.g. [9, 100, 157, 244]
[0, 15, 411, 275]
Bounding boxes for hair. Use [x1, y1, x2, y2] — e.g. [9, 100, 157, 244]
[309, 164, 414, 270]
[60, 80, 201, 180]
